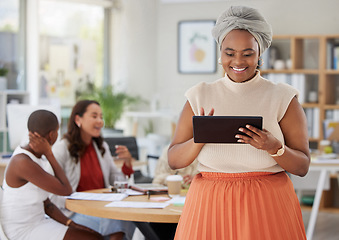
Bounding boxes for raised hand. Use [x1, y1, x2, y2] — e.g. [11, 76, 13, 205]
[115, 145, 133, 167]
[28, 132, 52, 157]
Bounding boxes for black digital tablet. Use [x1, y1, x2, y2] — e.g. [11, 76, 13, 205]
[193, 116, 263, 143]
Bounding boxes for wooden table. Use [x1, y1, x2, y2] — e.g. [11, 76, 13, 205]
[66, 189, 183, 223]
[66, 189, 184, 240]
[306, 161, 339, 240]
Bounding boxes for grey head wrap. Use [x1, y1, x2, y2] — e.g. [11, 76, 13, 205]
[211, 6, 272, 56]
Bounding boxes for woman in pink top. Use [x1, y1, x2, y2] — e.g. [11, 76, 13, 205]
[168, 6, 310, 240]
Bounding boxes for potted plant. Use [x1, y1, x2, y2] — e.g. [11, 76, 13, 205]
[77, 84, 143, 132]
[0, 66, 8, 90]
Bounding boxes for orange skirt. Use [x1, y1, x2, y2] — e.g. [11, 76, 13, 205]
[175, 172, 306, 240]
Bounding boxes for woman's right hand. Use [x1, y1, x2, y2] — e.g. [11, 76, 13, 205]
[168, 102, 215, 170]
[200, 107, 214, 116]
[29, 132, 52, 156]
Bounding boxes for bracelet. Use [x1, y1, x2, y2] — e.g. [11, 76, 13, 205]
[66, 219, 72, 226]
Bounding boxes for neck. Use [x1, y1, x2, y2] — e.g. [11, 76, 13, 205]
[80, 132, 92, 146]
[22, 144, 42, 158]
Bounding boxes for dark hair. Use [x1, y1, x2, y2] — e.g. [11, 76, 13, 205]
[64, 100, 105, 163]
[27, 110, 59, 137]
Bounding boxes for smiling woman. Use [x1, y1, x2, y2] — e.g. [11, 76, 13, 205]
[168, 5, 310, 240]
[220, 30, 259, 83]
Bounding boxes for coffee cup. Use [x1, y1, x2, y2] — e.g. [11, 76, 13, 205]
[166, 175, 183, 197]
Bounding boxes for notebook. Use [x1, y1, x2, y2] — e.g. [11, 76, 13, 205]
[193, 116, 263, 143]
[130, 183, 168, 193]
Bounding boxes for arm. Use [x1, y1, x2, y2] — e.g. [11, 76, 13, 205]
[28, 132, 73, 195]
[115, 145, 133, 169]
[168, 101, 214, 170]
[44, 198, 70, 225]
[43, 198, 100, 235]
[236, 97, 310, 176]
[6, 152, 72, 196]
[115, 145, 134, 177]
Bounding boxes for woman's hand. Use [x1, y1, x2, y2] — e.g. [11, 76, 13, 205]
[200, 107, 214, 116]
[69, 221, 100, 235]
[115, 145, 133, 167]
[183, 174, 194, 185]
[235, 125, 281, 154]
[29, 132, 53, 157]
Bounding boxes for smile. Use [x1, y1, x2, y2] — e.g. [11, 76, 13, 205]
[232, 67, 246, 72]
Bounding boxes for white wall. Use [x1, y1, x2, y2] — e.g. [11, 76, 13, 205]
[119, 0, 339, 136]
[111, 0, 157, 101]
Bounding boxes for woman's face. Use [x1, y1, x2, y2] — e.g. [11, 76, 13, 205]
[76, 103, 104, 141]
[220, 30, 259, 83]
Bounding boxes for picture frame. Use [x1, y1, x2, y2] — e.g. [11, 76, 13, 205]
[178, 20, 217, 74]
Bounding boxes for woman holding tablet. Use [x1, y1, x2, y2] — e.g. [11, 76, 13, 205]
[168, 6, 310, 240]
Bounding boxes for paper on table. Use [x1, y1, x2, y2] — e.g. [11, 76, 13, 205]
[105, 201, 170, 209]
[66, 192, 128, 201]
[166, 196, 186, 206]
[124, 189, 144, 196]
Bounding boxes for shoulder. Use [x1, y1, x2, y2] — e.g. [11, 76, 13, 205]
[7, 152, 38, 175]
[53, 138, 68, 150]
[102, 140, 109, 149]
[261, 75, 298, 95]
[185, 78, 225, 97]
[52, 139, 71, 162]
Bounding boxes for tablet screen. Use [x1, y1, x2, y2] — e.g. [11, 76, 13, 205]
[193, 116, 263, 143]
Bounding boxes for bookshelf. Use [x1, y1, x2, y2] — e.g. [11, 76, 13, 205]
[261, 34, 339, 149]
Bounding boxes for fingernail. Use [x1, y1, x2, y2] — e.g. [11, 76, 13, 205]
[238, 128, 243, 132]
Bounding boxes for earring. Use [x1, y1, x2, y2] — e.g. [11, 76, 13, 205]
[218, 57, 222, 65]
[77, 123, 81, 128]
[258, 57, 264, 68]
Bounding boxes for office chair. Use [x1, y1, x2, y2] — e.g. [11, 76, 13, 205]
[104, 136, 153, 183]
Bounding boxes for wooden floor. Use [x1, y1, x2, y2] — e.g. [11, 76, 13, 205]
[302, 209, 339, 240]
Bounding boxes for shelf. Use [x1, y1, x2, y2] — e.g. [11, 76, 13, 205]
[303, 103, 320, 108]
[325, 70, 339, 74]
[261, 69, 319, 74]
[324, 105, 339, 110]
[263, 35, 339, 145]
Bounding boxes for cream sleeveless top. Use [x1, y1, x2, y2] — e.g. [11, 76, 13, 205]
[185, 71, 298, 173]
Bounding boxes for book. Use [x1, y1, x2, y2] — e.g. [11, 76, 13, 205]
[130, 183, 168, 193]
[334, 45, 339, 70]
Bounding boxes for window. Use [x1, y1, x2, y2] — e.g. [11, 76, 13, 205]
[39, 1, 106, 106]
[0, 0, 25, 90]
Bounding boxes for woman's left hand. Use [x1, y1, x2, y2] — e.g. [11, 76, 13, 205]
[235, 125, 281, 154]
[29, 132, 52, 156]
[115, 145, 133, 167]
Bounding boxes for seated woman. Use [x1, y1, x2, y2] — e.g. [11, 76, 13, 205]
[0, 109, 102, 240]
[152, 144, 199, 188]
[51, 100, 136, 240]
